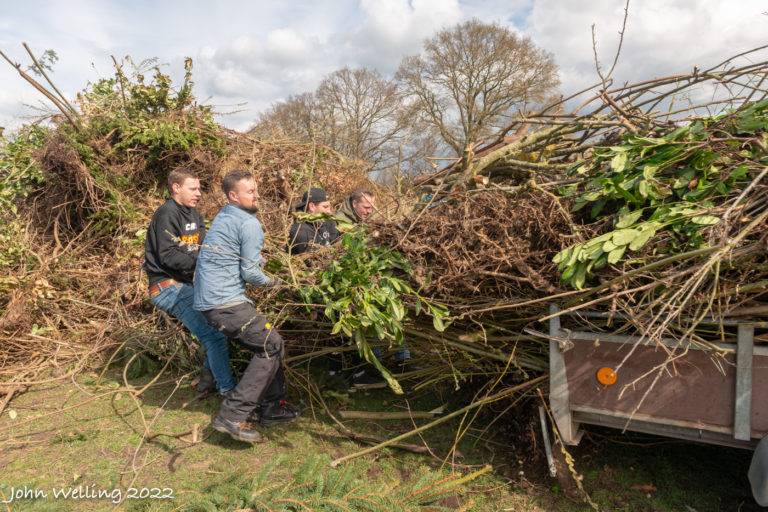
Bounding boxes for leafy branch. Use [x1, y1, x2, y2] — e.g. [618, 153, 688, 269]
[555, 97, 768, 288]
[300, 229, 451, 394]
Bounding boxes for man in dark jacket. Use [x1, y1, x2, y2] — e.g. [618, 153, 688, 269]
[334, 188, 375, 229]
[144, 167, 236, 397]
[333, 187, 417, 381]
[287, 187, 340, 255]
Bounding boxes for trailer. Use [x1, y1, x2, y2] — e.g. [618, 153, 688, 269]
[542, 305, 768, 503]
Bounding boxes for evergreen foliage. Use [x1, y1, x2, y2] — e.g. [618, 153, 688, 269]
[144, 454, 468, 511]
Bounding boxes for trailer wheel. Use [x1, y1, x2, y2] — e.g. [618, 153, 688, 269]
[749, 436, 768, 506]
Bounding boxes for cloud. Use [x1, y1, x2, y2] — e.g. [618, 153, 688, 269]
[528, 0, 768, 101]
[460, 0, 534, 26]
[338, 0, 464, 72]
[193, 29, 335, 129]
[196, 29, 329, 100]
[37, 1, 121, 53]
[1, 0, 767, 133]
[265, 28, 314, 64]
[194, 0, 474, 127]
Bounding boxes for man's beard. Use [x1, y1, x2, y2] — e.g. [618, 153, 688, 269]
[237, 203, 259, 214]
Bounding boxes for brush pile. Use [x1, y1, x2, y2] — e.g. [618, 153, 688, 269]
[0, 54, 373, 392]
[376, 48, 768, 353]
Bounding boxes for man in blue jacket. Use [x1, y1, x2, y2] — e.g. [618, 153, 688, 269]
[144, 167, 236, 398]
[194, 169, 299, 443]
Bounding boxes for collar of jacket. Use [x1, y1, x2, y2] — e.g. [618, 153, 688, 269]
[337, 198, 362, 223]
[222, 202, 257, 220]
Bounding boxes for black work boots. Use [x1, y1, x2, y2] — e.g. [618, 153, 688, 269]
[258, 400, 301, 427]
[194, 367, 217, 399]
[211, 416, 263, 443]
[213, 402, 300, 443]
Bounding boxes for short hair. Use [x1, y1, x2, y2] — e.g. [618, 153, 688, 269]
[350, 188, 374, 203]
[221, 169, 253, 196]
[167, 167, 198, 191]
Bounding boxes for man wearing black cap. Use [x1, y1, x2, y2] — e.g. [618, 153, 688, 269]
[287, 187, 340, 255]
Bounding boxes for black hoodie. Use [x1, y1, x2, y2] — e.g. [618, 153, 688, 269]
[287, 220, 340, 255]
[143, 199, 206, 286]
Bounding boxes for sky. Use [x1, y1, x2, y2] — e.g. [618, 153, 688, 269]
[1, 0, 767, 133]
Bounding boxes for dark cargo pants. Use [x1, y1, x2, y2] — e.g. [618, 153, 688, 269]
[202, 302, 286, 423]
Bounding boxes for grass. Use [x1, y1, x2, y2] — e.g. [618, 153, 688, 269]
[0, 360, 761, 511]
[572, 428, 759, 512]
[0, 362, 543, 511]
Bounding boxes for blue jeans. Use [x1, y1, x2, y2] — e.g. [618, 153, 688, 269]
[371, 345, 410, 362]
[150, 282, 236, 393]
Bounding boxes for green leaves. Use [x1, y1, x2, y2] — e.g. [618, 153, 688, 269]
[615, 209, 643, 228]
[556, 100, 768, 289]
[75, 57, 225, 165]
[0, 126, 49, 266]
[612, 228, 639, 246]
[610, 149, 630, 172]
[733, 97, 768, 133]
[606, 245, 626, 264]
[691, 215, 720, 226]
[629, 225, 657, 251]
[0, 125, 48, 212]
[301, 230, 450, 392]
[554, 217, 665, 288]
[428, 302, 450, 332]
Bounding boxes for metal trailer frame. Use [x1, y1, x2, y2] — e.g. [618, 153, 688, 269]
[547, 304, 768, 449]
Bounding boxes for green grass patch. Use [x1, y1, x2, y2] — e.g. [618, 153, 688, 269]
[0, 365, 539, 511]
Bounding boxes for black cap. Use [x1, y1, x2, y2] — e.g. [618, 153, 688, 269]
[296, 187, 329, 211]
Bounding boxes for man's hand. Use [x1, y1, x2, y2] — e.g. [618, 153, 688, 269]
[265, 277, 283, 290]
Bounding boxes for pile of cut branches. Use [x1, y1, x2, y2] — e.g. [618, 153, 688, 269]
[2, 44, 768, 483]
[370, 190, 575, 300]
[387, 47, 768, 349]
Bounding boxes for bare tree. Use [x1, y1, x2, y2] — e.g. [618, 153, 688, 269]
[396, 19, 560, 157]
[252, 92, 319, 141]
[315, 67, 406, 169]
[253, 68, 411, 173]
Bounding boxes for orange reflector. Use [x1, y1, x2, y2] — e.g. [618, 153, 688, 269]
[265, 323, 272, 329]
[596, 367, 617, 386]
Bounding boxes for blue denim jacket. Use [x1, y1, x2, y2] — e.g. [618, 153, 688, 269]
[193, 203, 271, 311]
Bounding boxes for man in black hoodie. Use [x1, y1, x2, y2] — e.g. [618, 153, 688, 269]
[287, 187, 340, 255]
[144, 167, 236, 397]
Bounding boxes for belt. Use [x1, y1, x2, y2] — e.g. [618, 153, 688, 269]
[148, 278, 181, 298]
